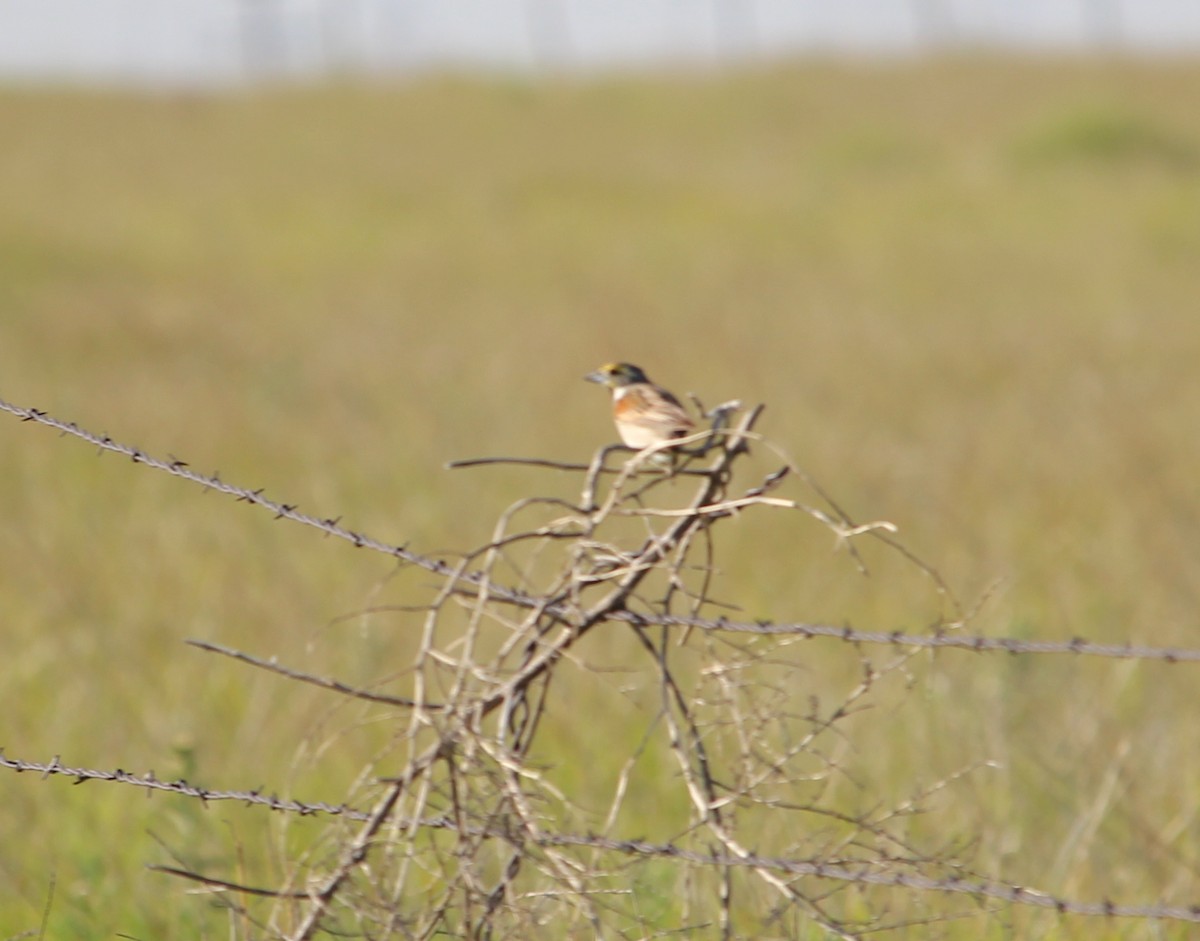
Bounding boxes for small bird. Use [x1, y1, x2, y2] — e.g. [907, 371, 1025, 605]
[584, 362, 695, 452]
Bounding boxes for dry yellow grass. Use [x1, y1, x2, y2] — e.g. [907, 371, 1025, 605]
[1, 57, 1198, 938]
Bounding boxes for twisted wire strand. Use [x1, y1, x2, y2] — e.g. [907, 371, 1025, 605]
[4, 751, 1196, 924]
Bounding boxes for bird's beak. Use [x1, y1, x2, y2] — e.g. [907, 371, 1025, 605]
[583, 371, 607, 385]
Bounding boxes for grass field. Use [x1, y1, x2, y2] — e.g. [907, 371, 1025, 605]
[1, 57, 1199, 938]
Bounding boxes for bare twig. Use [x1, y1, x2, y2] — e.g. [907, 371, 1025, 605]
[186, 638, 445, 709]
[149, 865, 310, 899]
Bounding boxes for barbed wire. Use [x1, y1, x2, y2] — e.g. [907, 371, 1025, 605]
[0, 749, 370, 820]
[613, 611, 1200, 661]
[0, 397, 461, 577]
[4, 750, 1195, 925]
[4, 395, 1199, 665]
[530, 834, 1200, 924]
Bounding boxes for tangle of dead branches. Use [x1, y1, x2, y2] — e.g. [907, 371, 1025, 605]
[3, 395, 1199, 940]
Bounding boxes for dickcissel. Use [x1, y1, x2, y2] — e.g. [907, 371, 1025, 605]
[584, 362, 695, 453]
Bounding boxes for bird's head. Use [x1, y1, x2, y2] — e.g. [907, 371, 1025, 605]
[584, 362, 650, 389]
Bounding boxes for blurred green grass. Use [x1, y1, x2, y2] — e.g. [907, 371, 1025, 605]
[1, 57, 1199, 938]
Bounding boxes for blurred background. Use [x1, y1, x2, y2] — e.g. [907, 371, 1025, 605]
[2, 3, 1199, 939]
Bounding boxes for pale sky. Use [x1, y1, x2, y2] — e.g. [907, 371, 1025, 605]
[0, 0, 1197, 87]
